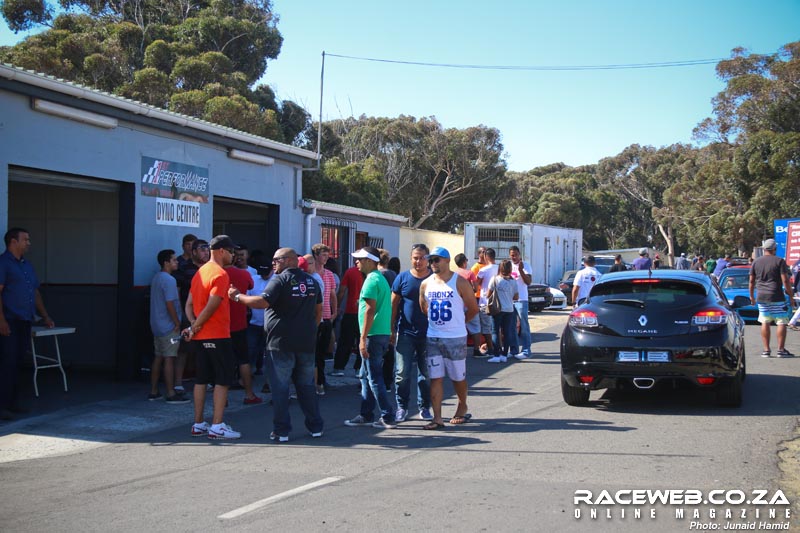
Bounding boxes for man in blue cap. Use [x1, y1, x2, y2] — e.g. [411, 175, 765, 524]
[419, 247, 479, 430]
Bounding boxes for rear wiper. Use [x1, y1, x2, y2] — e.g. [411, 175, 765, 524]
[602, 298, 646, 309]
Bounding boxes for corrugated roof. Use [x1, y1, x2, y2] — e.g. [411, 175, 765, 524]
[0, 62, 319, 161]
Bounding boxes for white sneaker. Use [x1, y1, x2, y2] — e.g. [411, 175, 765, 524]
[395, 408, 408, 422]
[372, 418, 398, 429]
[487, 355, 507, 363]
[270, 431, 289, 442]
[208, 423, 241, 440]
[514, 353, 528, 360]
[191, 421, 210, 436]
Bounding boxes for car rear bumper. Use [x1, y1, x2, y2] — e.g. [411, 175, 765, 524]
[560, 327, 742, 390]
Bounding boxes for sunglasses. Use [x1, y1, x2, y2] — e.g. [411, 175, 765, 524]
[429, 257, 444, 263]
[195, 244, 210, 250]
[272, 256, 288, 264]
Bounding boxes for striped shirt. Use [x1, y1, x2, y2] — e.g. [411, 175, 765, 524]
[320, 267, 336, 320]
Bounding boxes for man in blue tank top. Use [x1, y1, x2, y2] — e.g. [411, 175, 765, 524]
[419, 247, 479, 430]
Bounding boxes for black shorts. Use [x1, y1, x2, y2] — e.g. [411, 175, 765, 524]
[193, 338, 235, 386]
[231, 329, 249, 366]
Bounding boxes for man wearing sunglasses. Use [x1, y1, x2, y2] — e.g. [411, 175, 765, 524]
[419, 247, 479, 430]
[184, 235, 240, 440]
[229, 248, 324, 442]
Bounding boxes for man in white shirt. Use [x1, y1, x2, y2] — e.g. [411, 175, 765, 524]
[508, 245, 533, 358]
[475, 248, 498, 356]
[572, 256, 601, 307]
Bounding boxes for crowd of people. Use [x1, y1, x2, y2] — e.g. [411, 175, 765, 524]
[146, 235, 541, 441]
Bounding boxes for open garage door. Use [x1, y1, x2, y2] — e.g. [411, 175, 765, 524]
[8, 167, 123, 371]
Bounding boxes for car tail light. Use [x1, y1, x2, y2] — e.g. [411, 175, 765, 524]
[692, 308, 728, 325]
[569, 309, 598, 327]
[696, 376, 716, 385]
[578, 376, 594, 384]
[632, 279, 661, 284]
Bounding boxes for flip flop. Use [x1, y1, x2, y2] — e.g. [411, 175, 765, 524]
[449, 413, 473, 425]
[423, 421, 445, 430]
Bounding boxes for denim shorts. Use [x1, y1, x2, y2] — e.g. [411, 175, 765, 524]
[426, 336, 467, 361]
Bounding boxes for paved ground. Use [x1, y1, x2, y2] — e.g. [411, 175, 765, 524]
[2, 310, 800, 532]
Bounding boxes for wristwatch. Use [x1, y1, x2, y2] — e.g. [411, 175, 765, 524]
[234, 293, 241, 303]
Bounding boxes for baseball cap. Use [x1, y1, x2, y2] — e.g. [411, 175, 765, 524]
[638, 247, 647, 255]
[763, 238, 777, 250]
[425, 246, 451, 260]
[680, 252, 686, 257]
[352, 246, 380, 262]
[297, 256, 309, 271]
[209, 235, 236, 250]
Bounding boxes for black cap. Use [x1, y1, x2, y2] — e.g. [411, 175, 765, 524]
[209, 235, 236, 250]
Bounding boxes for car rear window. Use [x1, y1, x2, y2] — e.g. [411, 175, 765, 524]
[720, 273, 749, 289]
[591, 279, 707, 306]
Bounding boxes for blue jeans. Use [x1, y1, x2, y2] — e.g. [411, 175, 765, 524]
[492, 312, 516, 356]
[266, 350, 323, 437]
[357, 335, 394, 423]
[394, 334, 430, 411]
[514, 300, 531, 353]
[246, 324, 265, 370]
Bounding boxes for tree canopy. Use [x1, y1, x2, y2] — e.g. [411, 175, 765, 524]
[0, 0, 309, 143]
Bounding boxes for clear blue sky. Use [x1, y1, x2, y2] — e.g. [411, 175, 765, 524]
[2, 1, 798, 171]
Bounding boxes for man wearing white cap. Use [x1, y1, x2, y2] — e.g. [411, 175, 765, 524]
[419, 247, 479, 430]
[344, 246, 397, 429]
[631, 248, 652, 270]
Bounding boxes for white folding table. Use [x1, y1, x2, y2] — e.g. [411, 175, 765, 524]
[30, 326, 74, 397]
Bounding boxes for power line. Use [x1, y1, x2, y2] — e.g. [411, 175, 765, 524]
[325, 52, 725, 71]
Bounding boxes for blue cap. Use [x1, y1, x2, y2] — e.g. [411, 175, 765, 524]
[425, 246, 451, 260]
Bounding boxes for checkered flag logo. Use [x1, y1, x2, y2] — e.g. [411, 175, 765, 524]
[142, 160, 168, 184]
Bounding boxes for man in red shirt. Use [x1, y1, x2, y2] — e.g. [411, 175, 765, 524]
[332, 261, 364, 375]
[184, 235, 241, 440]
[226, 256, 261, 405]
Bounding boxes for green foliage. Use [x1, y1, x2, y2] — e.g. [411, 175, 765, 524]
[0, 0, 302, 145]
[2, 0, 51, 32]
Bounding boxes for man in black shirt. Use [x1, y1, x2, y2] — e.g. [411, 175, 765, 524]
[749, 238, 795, 357]
[608, 254, 627, 273]
[230, 248, 323, 442]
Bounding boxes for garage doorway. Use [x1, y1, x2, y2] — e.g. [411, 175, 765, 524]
[213, 197, 278, 267]
[8, 168, 122, 370]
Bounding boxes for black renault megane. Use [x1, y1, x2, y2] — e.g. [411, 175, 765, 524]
[560, 270, 745, 407]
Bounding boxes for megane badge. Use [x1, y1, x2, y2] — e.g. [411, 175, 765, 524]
[638, 315, 648, 326]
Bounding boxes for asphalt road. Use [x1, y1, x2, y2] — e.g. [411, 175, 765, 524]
[2, 310, 800, 533]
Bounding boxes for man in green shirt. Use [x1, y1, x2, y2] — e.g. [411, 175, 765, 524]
[344, 246, 397, 429]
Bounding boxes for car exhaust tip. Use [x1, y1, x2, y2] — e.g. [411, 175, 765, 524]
[632, 378, 655, 390]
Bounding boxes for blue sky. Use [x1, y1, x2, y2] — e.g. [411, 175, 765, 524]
[2, 1, 798, 171]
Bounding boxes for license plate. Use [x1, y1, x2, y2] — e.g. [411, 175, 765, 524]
[529, 297, 545, 302]
[617, 351, 640, 362]
[646, 351, 670, 362]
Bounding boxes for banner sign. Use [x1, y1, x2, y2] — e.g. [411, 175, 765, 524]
[141, 156, 209, 203]
[786, 221, 800, 266]
[773, 218, 800, 258]
[155, 198, 201, 228]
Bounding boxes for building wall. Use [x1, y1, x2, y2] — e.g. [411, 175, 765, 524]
[398, 228, 464, 271]
[308, 213, 402, 273]
[0, 87, 309, 372]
